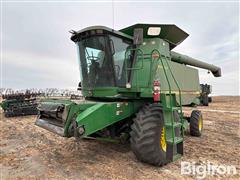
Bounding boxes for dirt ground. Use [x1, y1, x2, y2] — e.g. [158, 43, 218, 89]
[0, 96, 239, 179]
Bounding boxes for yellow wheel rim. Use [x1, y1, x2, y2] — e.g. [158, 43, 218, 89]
[160, 127, 167, 152]
[198, 117, 203, 131]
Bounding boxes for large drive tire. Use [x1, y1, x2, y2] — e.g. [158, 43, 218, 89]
[208, 97, 212, 103]
[130, 104, 167, 166]
[202, 95, 209, 106]
[190, 110, 203, 137]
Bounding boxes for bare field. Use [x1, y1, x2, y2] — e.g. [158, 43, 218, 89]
[0, 96, 239, 179]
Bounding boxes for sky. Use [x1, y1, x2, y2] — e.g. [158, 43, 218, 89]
[1, 0, 239, 95]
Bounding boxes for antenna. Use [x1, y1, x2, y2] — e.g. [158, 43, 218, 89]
[112, 0, 115, 29]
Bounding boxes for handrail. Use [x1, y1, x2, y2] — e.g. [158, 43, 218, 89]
[163, 56, 184, 137]
[125, 48, 144, 70]
[124, 48, 144, 89]
[151, 49, 175, 145]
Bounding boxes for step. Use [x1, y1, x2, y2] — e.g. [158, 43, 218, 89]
[166, 143, 183, 162]
[167, 137, 183, 144]
[164, 107, 181, 111]
[165, 122, 182, 128]
[165, 93, 177, 96]
[173, 153, 182, 161]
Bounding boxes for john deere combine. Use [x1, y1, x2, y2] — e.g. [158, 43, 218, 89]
[35, 24, 221, 166]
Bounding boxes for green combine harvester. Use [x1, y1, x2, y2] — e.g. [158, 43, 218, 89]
[35, 24, 221, 166]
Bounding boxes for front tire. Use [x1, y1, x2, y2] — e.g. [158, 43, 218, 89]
[190, 110, 203, 137]
[130, 104, 167, 166]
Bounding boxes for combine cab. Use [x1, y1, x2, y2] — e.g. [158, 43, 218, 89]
[35, 24, 221, 166]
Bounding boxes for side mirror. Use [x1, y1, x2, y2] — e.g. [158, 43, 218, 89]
[133, 28, 143, 45]
[77, 82, 82, 91]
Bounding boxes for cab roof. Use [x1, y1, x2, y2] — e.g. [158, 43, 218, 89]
[70, 26, 133, 42]
[71, 24, 189, 49]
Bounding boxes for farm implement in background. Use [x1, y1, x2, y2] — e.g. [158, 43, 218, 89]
[1, 91, 40, 117]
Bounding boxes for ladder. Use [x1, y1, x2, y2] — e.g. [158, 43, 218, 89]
[151, 49, 184, 162]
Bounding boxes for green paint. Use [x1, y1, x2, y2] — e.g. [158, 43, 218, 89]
[75, 101, 143, 137]
[0, 101, 8, 110]
[0, 99, 18, 110]
[35, 23, 221, 164]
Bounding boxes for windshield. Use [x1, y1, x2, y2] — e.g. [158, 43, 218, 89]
[77, 35, 132, 88]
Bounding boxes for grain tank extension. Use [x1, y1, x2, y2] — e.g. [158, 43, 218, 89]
[35, 24, 221, 166]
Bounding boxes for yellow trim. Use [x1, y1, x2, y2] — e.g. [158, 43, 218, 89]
[160, 127, 167, 152]
[198, 116, 203, 131]
[161, 90, 200, 95]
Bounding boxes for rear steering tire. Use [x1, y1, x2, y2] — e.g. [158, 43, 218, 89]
[190, 110, 203, 137]
[130, 104, 167, 166]
[208, 97, 212, 103]
[202, 95, 209, 106]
